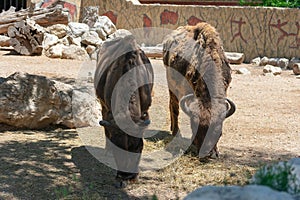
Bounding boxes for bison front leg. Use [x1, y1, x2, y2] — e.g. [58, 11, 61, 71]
[169, 90, 179, 136]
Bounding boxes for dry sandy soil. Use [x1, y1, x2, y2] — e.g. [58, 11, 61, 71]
[0, 47, 299, 200]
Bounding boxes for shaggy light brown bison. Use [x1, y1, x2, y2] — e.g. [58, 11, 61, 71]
[94, 34, 153, 187]
[163, 22, 236, 159]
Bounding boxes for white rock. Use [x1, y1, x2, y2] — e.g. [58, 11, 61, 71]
[251, 57, 261, 65]
[45, 24, 67, 39]
[259, 56, 269, 66]
[91, 16, 117, 40]
[236, 68, 251, 75]
[296, 75, 300, 79]
[70, 88, 102, 127]
[288, 57, 300, 70]
[43, 33, 59, 50]
[67, 22, 90, 37]
[61, 44, 89, 60]
[44, 43, 65, 58]
[0, 72, 101, 129]
[263, 65, 282, 75]
[184, 185, 294, 200]
[86, 45, 96, 55]
[60, 36, 70, 46]
[278, 58, 289, 69]
[69, 36, 82, 46]
[81, 31, 102, 46]
[225, 52, 245, 64]
[107, 29, 133, 41]
[0, 35, 10, 47]
[268, 58, 279, 66]
[0, 72, 62, 129]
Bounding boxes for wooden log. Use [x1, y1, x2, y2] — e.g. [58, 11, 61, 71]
[7, 19, 44, 56]
[0, 5, 69, 34]
[141, 46, 163, 58]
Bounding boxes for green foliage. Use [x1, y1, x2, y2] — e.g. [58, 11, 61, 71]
[250, 161, 300, 195]
[152, 194, 159, 200]
[240, 0, 300, 7]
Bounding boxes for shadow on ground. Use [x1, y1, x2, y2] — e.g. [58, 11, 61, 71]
[0, 126, 298, 199]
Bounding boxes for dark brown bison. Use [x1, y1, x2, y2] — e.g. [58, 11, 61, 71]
[94, 34, 153, 187]
[163, 22, 236, 159]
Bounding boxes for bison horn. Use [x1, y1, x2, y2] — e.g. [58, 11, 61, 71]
[179, 94, 194, 116]
[225, 98, 236, 118]
[99, 120, 111, 127]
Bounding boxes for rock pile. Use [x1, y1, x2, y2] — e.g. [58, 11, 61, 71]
[251, 56, 300, 76]
[43, 15, 116, 60]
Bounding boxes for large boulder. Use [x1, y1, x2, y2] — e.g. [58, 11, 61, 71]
[184, 185, 294, 200]
[0, 72, 101, 129]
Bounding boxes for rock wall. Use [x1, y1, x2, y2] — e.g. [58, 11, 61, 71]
[29, 0, 300, 62]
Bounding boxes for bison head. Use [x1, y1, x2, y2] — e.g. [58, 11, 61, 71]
[179, 93, 235, 158]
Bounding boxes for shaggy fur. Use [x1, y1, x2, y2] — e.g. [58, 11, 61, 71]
[95, 35, 153, 182]
[163, 22, 233, 157]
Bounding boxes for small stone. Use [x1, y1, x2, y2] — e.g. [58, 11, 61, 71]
[288, 57, 300, 69]
[251, 57, 261, 66]
[263, 65, 282, 75]
[293, 63, 300, 75]
[259, 56, 269, 66]
[225, 52, 245, 64]
[268, 58, 279, 66]
[278, 58, 289, 69]
[236, 68, 251, 75]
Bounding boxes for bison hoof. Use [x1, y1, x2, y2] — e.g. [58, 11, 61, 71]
[115, 180, 128, 188]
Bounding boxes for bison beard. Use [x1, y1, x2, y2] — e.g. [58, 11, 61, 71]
[163, 22, 236, 159]
[94, 34, 153, 186]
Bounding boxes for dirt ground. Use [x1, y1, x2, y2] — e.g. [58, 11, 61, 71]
[0, 47, 299, 200]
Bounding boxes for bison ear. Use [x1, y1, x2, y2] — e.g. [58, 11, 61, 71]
[180, 94, 198, 116]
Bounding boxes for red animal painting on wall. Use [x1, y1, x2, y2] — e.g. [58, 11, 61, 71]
[102, 11, 118, 25]
[160, 9, 178, 25]
[187, 16, 204, 26]
[143, 14, 152, 38]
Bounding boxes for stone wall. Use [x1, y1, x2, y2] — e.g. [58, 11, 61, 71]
[30, 0, 300, 62]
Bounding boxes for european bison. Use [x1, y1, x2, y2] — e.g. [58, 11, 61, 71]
[94, 33, 153, 187]
[163, 22, 236, 159]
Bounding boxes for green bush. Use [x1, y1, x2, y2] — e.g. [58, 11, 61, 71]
[240, 0, 300, 7]
[250, 161, 300, 195]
